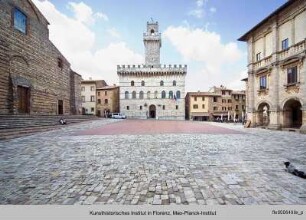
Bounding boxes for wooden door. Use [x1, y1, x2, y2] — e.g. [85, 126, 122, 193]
[58, 100, 63, 115]
[17, 86, 30, 114]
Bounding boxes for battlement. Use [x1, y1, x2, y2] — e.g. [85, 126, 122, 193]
[117, 64, 187, 75]
[143, 33, 161, 40]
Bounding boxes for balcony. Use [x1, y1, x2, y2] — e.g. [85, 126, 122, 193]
[253, 55, 272, 71]
[278, 39, 305, 61]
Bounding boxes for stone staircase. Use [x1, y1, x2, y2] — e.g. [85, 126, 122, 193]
[0, 115, 99, 140]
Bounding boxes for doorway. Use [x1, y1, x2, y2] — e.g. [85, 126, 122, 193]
[17, 86, 30, 114]
[58, 100, 64, 115]
[149, 105, 156, 119]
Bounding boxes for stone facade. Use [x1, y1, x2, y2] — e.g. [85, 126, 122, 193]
[0, 0, 82, 115]
[239, 0, 306, 132]
[96, 86, 119, 117]
[118, 21, 186, 120]
[186, 86, 246, 121]
[81, 80, 107, 115]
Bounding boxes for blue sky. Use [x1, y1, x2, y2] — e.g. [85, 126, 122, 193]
[33, 0, 287, 91]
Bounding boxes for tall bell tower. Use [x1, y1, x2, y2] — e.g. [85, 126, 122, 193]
[143, 20, 161, 66]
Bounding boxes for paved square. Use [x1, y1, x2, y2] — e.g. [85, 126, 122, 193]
[0, 119, 306, 205]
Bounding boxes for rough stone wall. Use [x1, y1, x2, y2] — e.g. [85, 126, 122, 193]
[70, 71, 82, 115]
[0, 0, 79, 115]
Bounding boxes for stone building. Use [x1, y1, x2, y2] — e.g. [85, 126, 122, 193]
[96, 86, 119, 117]
[81, 80, 107, 115]
[118, 21, 186, 120]
[239, 0, 306, 132]
[186, 86, 246, 121]
[0, 0, 82, 115]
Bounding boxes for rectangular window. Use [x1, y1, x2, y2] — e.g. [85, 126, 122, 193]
[127, 106, 130, 110]
[222, 99, 226, 103]
[176, 105, 178, 110]
[140, 106, 142, 110]
[194, 97, 197, 101]
[228, 99, 232, 103]
[81, 87, 85, 92]
[91, 107, 94, 112]
[287, 66, 298, 84]
[256, 52, 261, 61]
[222, 91, 225, 95]
[97, 91, 100, 96]
[105, 91, 107, 96]
[282, 38, 289, 50]
[202, 97, 205, 101]
[163, 105, 165, 110]
[242, 105, 245, 110]
[213, 107, 218, 111]
[81, 96, 85, 102]
[14, 8, 27, 34]
[236, 105, 239, 110]
[90, 96, 95, 102]
[259, 75, 267, 90]
[97, 99, 101, 104]
[58, 58, 63, 69]
[228, 107, 232, 110]
[90, 86, 95, 91]
[193, 104, 198, 109]
[213, 97, 218, 102]
[104, 99, 108, 104]
[202, 104, 205, 109]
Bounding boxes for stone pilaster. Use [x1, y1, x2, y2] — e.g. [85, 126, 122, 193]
[300, 105, 306, 134]
[267, 106, 281, 130]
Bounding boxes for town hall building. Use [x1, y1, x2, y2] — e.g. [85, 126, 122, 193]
[117, 21, 187, 120]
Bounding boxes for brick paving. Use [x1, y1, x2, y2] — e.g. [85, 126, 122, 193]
[0, 119, 306, 205]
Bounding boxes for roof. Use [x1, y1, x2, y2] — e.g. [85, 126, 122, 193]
[241, 77, 248, 82]
[186, 92, 221, 97]
[238, 0, 296, 41]
[231, 91, 246, 95]
[81, 80, 107, 86]
[96, 86, 119, 90]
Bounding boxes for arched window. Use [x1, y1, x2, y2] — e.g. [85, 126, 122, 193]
[160, 80, 164, 86]
[125, 91, 129, 99]
[169, 91, 173, 99]
[131, 81, 135, 86]
[154, 91, 158, 99]
[176, 91, 181, 99]
[139, 91, 144, 99]
[161, 91, 166, 99]
[132, 91, 136, 99]
[151, 29, 155, 34]
[147, 91, 151, 99]
[173, 80, 176, 86]
[141, 80, 145, 86]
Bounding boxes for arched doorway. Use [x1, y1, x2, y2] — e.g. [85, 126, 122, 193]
[149, 105, 156, 119]
[257, 103, 270, 126]
[283, 99, 302, 128]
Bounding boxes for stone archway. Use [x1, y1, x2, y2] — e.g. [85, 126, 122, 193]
[149, 105, 156, 119]
[283, 99, 302, 128]
[257, 102, 270, 126]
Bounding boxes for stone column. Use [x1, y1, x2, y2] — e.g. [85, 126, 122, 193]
[300, 105, 306, 134]
[267, 20, 281, 130]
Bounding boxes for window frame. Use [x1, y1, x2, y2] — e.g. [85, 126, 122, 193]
[287, 66, 298, 85]
[282, 38, 289, 50]
[259, 75, 267, 90]
[13, 8, 27, 34]
[256, 52, 261, 62]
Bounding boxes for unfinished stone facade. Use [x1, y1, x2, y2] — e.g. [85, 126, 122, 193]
[239, 0, 306, 132]
[0, 0, 82, 115]
[118, 21, 186, 120]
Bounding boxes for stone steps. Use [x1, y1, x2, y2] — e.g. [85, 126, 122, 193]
[0, 115, 98, 140]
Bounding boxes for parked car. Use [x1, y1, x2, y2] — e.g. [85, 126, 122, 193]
[111, 113, 126, 119]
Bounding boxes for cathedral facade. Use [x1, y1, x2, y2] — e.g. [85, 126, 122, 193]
[118, 21, 186, 120]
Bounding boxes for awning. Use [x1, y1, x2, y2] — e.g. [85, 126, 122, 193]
[191, 112, 210, 117]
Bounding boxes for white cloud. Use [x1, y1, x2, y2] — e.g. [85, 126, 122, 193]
[189, 0, 216, 19]
[32, 0, 143, 84]
[209, 7, 217, 13]
[164, 26, 245, 91]
[106, 27, 121, 39]
[68, 2, 108, 25]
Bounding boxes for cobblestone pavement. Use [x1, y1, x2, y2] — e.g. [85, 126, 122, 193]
[0, 119, 306, 205]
